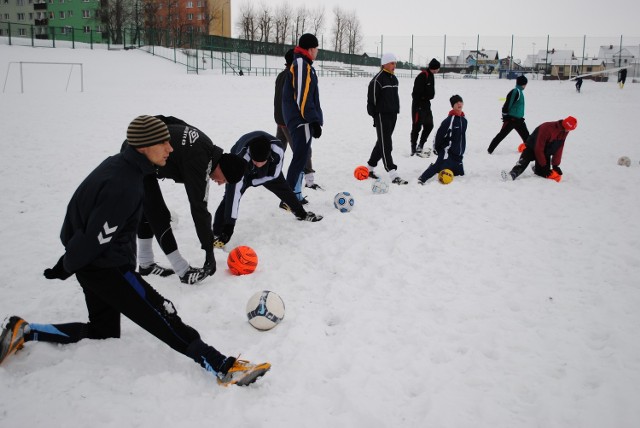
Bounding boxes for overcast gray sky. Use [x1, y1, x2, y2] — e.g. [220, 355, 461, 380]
[232, 0, 640, 61]
[232, 0, 638, 37]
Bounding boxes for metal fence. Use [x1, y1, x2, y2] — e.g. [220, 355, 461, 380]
[2, 21, 638, 79]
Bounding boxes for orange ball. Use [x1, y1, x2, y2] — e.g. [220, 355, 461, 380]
[354, 165, 369, 180]
[227, 246, 258, 276]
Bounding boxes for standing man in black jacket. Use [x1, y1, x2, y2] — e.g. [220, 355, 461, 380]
[0, 116, 270, 386]
[133, 116, 246, 285]
[410, 58, 440, 157]
[365, 53, 408, 185]
[275, 49, 322, 191]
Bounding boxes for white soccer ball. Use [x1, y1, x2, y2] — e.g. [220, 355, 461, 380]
[246, 290, 285, 331]
[334, 191, 355, 213]
[371, 178, 389, 194]
[617, 156, 631, 167]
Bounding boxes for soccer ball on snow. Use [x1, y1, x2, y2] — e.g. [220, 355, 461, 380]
[617, 156, 631, 167]
[227, 246, 258, 275]
[438, 169, 454, 184]
[371, 178, 389, 194]
[334, 191, 355, 213]
[353, 165, 369, 180]
[246, 290, 285, 331]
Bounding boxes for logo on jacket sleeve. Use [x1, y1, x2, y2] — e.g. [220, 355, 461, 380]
[97, 222, 118, 244]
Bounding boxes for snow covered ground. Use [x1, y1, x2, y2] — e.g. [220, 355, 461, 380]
[1, 43, 639, 428]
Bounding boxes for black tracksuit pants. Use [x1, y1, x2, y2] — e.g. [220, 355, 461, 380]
[25, 267, 226, 373]
[410, 103, 434, 149]
[368, 113, 398, 172]
[488, 118, 530, 153]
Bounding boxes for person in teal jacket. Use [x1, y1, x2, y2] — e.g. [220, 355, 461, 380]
[487, 75, 529, 154]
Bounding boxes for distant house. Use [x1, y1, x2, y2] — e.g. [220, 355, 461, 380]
[597, 45, 639, 69]
[446, 49, 500, 74]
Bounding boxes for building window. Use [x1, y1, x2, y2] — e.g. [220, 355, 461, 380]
[18, 28, 26, 35]
[83, 26, 90, 33]
[82, 9, 90, 18]
[59, 11, 65, 18]
[17, 12, 25, 20]
[49, 11, 54, 18]
[67, 10, 72, 17]
[186, 1, 192, 7]
[187, 13, 193, 20]
[29, 12, 33, 19]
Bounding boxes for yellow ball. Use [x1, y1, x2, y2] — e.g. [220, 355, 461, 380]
[438, 169, 454, 184]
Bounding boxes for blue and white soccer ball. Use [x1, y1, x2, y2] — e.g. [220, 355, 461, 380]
[333, 191, 355, 213]
[371, 178, 389, 194]
[246, 290, 285, 331]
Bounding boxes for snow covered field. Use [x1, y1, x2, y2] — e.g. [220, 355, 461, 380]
[1, 44, 639, 428]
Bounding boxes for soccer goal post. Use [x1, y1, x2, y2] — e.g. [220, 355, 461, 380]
[3, 61, 84, 93]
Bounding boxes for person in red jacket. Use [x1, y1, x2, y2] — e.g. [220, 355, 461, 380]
[502, 116, 578, 182]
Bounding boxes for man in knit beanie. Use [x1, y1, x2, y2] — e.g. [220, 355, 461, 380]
[274, 49, 323, 191]
[126, 115, 246, 285]
[1, 115, 271, 386]
[488, 74, 530, 154]
[410, 58, 441, 157]
[282, 33, 324, 204]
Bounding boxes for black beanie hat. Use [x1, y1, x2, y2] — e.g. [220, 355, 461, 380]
[298, 33, 319, 50]
[450, 94, 463, 107]
[428, 58, 441, 70]
[517, 75, 528, 86]
[127, 115, 170, 147]
[249, 137, 272, 162]
[284, 49, 294, 66]
[218, 154, 247, 184]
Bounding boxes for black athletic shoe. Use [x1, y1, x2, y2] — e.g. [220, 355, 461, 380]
[368, 171, 379, 179]
[180, 267, 207, 285]
[297, 211, 323, 222]
[139, 263, 175, 277]
[305, 183, 324, 191]
[392, 177, 408, 185]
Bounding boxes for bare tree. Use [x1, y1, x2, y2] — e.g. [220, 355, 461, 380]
[330, 5, 346, 53]
[96, 0, 131, 44]
[344, 10, 362, 54]
[257, 2, 272, 42]
[237, 0, 258, 40]
[309, 5, 325, 36]
[273, 1, 292, 45]
[292, 5, 307, 44]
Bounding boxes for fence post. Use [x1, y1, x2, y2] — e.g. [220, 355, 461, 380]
[8, 22, 11, 45]
[30, 24, 34, 47]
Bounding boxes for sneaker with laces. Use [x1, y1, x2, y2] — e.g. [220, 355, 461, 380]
[368, 171, 379, 179]
[416, 148, 432, 158]
[305, 183, 324, 191]
[0, 316, 29, 364]
[392, 177, 408, 185]
[216, 357, 271, 387]
[501, 170, 515, 181]
[180, 267, 207, 285]
[139, 263, 175, 277]
[417, 178, 425, 185]
[297, 211, 323, 222]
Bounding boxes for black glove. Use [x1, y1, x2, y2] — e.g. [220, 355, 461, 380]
[43, 255, 72, 280]
[213, 224, 234, 248]
[310, 122, 322, 139]
[534, 165, 551, 178]
[553, 165, 563, 175]
[203, 251, 216, 276]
